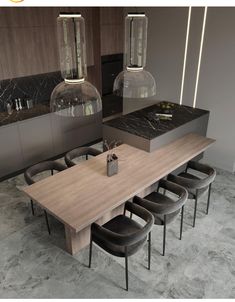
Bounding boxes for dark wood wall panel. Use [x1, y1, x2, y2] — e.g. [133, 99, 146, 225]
[0, 7, 95, 81]
[100, 7, 124, 56]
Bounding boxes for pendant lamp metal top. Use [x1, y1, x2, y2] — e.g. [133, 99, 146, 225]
[113, 13, 156, 98]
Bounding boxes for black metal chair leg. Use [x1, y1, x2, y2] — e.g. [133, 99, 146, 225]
[180, 205, 184, 240]
[148, 232, 151, 270]
[206, 183, 212, 215]
[193, 191, 198, 228]
[44, 210, 51, 235]
[86, 154, 88, 160]
[51, 169, 54, 175]
[30, 199, 35, 216]
[163, 215, 166, 256]
[125, 247, 128, 291]
[88, 237, 93, 268]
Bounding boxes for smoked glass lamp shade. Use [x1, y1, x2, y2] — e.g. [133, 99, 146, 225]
[50, 13, 102, 117]
[113, 13, 156, 98]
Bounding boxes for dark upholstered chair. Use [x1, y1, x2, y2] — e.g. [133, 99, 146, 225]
[133, 179, 188, 256]
[65, 147, 102, 168]
[24, 160, 67, 234]
[89, 201, 154, 291]
[168, 160, 216, 228]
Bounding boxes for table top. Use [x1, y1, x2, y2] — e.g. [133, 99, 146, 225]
[22, 133, 215, 233]
[103, 101, 209, 140]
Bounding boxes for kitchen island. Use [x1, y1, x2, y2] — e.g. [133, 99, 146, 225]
[103, 101, 209, 152]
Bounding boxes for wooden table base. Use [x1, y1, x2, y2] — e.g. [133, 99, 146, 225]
[65, 204, 125, 255]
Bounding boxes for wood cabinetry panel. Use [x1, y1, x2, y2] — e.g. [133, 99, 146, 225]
[100, 7, 124, 56]
[0, 7, 94, 80]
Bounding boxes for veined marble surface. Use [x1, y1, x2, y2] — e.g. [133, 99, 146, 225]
[104, 102, 209, 140]
[0, 143, 234, 298]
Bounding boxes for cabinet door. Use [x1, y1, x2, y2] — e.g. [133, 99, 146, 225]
[18, 114, 54, 167]
[0, 123, 24, 178]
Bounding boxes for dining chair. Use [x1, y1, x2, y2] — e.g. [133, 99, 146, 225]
[88, 201, 154, 291]
[65, 146, 102, 168]
[133, 179, 188, 256]
[168, 160, 216, 227]
[24, 160, 67, 234]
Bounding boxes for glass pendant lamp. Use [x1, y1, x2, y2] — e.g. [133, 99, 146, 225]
[50, 13, 102, 117]
[113, 13, 156, 98]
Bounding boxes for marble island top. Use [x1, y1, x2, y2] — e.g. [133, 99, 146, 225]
[103, 101, 209, 140]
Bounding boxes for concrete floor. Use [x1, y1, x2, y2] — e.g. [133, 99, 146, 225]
[0, 149, 235, 298]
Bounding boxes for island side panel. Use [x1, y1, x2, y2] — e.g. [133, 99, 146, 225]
[149, 113, 209, 152]
[103, 124, 150, 152]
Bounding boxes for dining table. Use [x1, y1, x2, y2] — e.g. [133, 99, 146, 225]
[22, 132, 215, 255]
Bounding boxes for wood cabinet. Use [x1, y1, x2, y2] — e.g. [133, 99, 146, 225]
[100, 8, 124, 56]
[0, 7, 95, 80]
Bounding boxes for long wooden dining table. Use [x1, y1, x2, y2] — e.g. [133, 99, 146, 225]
[22, 133, 215, 255]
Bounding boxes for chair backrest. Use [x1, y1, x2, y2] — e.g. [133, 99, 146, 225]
[24, 160, 67, 185]
[65, 147, 102, 167]
[168, 161, 216, 190]
[133, 179, 188, 216]
[91, 201, 154, 247]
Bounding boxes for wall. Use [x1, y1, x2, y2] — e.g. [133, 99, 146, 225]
[125, 7, 235, 172]
[195, 8, 235, 172]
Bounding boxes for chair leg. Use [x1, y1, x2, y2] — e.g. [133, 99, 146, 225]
[86, 154, 88, 160]
[125, 247, 128, 291]
[163, 215, 166, 256]
[51, 169, 54, 175]
[30, 199, 35, 216]
[206, 183, 212, 215]
[180, 205, 184, 240]
[193, 191, 198, 228]
[44, 210, 51, 235]
[148, 232, 151, 270]
[130, 212, 133, 219]
[88, 236, 93, 268]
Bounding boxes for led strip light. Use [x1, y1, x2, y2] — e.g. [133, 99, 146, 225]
[179, 7, 192, 105]
[59, 14, 81, 18]
[65, 78, 85, 84]
[193, 7, 208, 108]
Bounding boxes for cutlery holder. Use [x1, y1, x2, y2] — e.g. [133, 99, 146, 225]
[107, 154, 118, 177]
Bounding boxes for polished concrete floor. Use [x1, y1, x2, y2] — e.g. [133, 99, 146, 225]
[0, 150, 234, 298]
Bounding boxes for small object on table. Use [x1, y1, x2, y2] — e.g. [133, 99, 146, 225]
[107, 153, 118, 177]
[26, 99, 34, 109]
[6, 101, 13, 115]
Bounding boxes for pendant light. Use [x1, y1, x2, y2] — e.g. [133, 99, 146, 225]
[113, 13, 156, 99]
[50, 13, 102, 117]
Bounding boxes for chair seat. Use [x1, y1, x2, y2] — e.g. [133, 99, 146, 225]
[145, 192, 181, 225]
[92, 215, 147, 257]
[178, 172, 209, 199]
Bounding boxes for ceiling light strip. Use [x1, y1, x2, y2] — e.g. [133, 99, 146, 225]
[179, 6, 191, 105]
[193, 6, 208, 108]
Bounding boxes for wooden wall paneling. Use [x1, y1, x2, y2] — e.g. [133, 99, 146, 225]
[0, 7, 95, 80]
[88, 8, 101, 93]
[100, 7, 124, 56]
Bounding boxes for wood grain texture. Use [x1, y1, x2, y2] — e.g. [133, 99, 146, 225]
[0, 7, 95, 80]
[100, 7, 124, 55]
[22, 133, 215, 233]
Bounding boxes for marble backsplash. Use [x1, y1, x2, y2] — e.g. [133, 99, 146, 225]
[0, 71, 62, 112]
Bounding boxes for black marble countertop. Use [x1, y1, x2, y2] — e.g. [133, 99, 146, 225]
[103, 101, 209, 140]
[0, 102, 50, 127]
